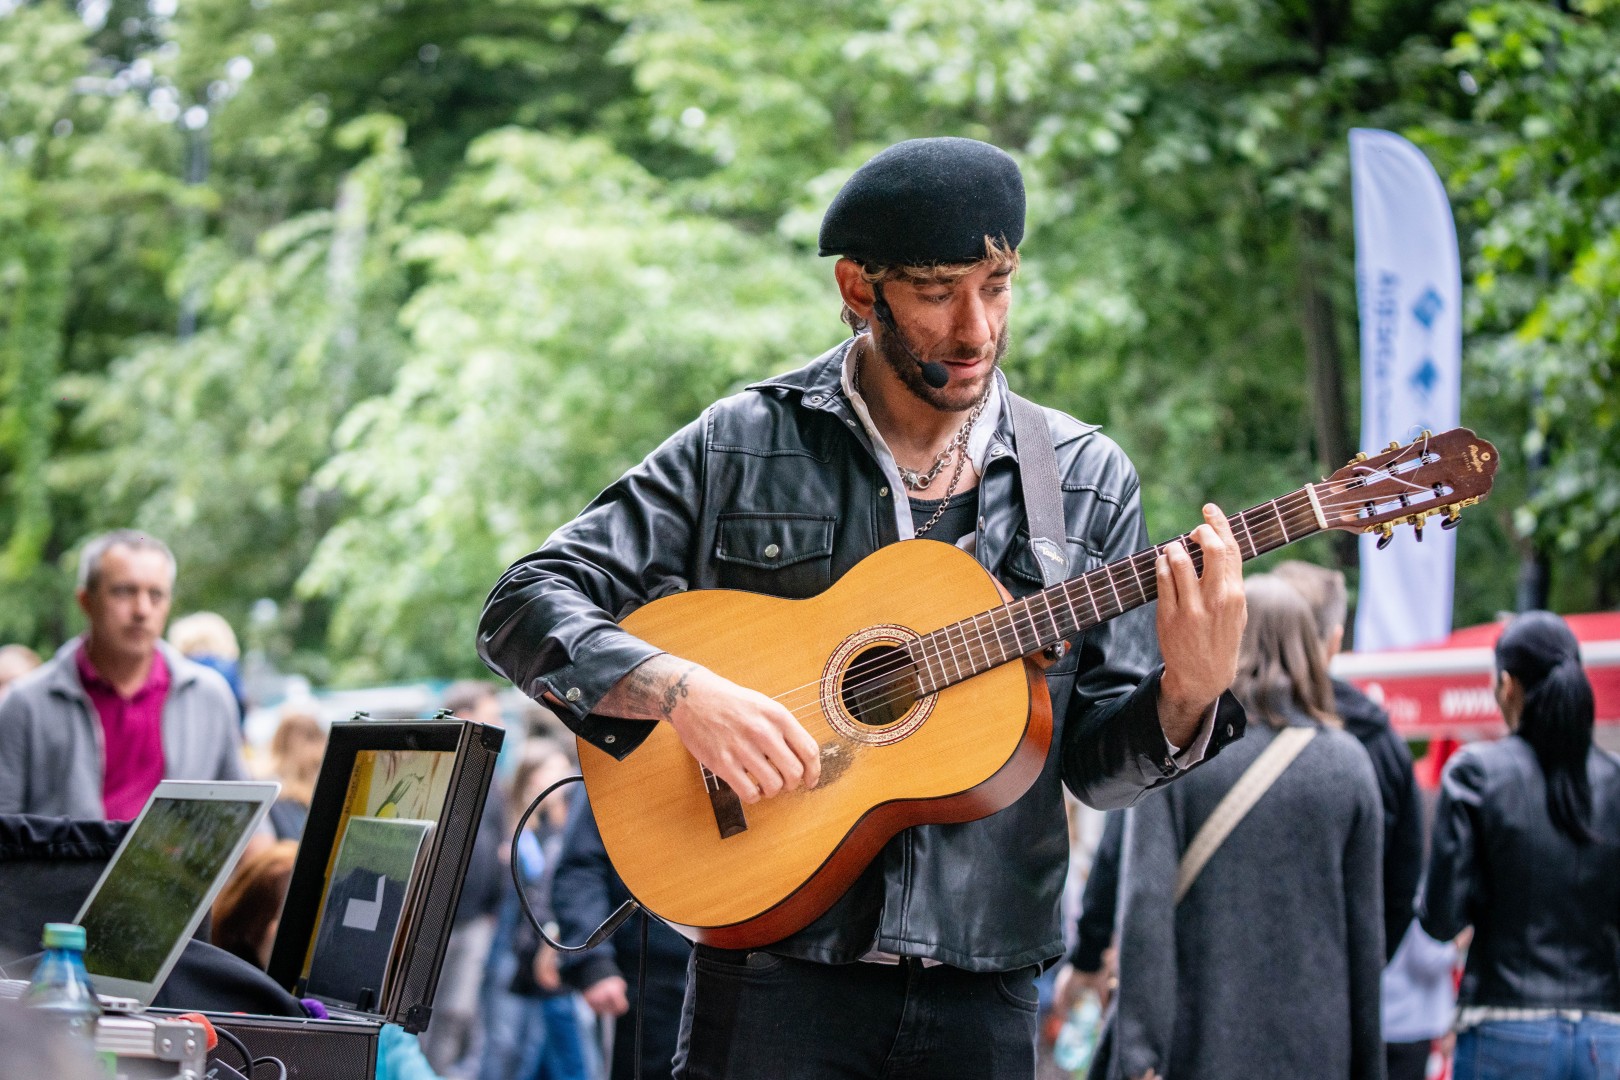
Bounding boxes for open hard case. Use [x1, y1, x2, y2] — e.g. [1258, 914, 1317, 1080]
[165, 716, 504, 1078]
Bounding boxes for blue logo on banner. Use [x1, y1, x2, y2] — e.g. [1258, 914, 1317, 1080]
[1412, 287, 1443, 328]
[1410, 357, 1439, 400]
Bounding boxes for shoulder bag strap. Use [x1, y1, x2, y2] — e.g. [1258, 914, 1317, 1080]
[1174, 726, 1317, 904]
[1008, 393, 1068, 588]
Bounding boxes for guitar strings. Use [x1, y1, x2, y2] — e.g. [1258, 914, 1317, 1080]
[756, 446, 1462, 725]
[765, 460, 1455, 723]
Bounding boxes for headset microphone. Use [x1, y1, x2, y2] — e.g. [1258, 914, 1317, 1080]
[871, 284, 950, 390]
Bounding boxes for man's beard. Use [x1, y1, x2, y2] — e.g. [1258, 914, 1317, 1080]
[873, 320, 1009, 412]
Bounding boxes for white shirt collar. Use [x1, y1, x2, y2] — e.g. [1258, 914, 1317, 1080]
[838, 335, 1004, 542]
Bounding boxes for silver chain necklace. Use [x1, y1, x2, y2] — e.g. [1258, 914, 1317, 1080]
[853, 344, 988, 536]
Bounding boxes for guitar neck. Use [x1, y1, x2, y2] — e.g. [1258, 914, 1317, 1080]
[910, 486, 1326, 695]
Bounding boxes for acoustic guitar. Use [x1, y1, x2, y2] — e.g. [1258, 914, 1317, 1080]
[579, 428, 1498, 948]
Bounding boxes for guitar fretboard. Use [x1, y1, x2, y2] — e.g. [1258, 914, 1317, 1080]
[905, 488, 1323, 695]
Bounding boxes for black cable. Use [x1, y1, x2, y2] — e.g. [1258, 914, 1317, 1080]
[250, 1056, 289, 1080]
[508, 772, 641, 952]
[634, 908, 649, 1080]
[212, 1025, 253, 1073]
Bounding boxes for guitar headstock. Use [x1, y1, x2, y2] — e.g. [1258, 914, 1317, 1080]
[1319, 428, 1498, 546]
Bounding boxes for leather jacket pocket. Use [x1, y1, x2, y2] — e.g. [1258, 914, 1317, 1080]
[714, 513, 836, 598]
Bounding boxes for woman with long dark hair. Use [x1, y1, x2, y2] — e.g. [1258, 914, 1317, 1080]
[1420, 610, 1620, 1079]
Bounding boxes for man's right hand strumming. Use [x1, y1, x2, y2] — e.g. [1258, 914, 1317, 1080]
[597, 654, 821, 803]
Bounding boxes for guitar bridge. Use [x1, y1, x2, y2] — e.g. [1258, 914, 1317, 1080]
[702, 765, 749, 838]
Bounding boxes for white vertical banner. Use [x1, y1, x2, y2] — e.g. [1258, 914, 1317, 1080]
[1349, 128, 1462, 651]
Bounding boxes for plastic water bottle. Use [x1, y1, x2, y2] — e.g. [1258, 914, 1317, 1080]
[1052, 991, 1102, 1074]
[21, 922, 103, 1043]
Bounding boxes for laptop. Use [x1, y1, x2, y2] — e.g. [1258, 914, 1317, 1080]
[1, 780, 279, 1010]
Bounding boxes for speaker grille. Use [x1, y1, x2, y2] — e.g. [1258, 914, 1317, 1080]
[210, 1014, 378, 1080]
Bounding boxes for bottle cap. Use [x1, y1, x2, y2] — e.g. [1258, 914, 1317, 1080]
[41, 923, 86, 951]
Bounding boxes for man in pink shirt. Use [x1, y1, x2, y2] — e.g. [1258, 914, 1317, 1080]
[0, 531, 247, 819]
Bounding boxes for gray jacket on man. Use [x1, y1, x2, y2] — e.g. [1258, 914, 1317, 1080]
[0, 638, 246, 819]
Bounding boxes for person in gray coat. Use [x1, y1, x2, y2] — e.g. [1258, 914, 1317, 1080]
[1102, 575, 1385, 1080]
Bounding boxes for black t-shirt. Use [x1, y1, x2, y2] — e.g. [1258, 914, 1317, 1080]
[908, 490, 978, 546]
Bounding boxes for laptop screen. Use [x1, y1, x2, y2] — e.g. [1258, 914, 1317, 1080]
[77, 783, 276, 1000]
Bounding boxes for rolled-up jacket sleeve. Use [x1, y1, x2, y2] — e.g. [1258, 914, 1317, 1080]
[477, 416, 706, 759]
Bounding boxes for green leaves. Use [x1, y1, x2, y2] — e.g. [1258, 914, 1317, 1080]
[4, 0, 1618, 678]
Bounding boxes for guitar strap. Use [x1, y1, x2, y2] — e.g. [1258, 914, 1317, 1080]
[1174, 726, 1316, 903]
[1007, 393, 1069, 589]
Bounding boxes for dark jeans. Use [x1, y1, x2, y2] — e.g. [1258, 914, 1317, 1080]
[1386, 1039, 1432, 1080]
[672, 946, 1040, 1079]
[1454, 1018, 1620, 1080]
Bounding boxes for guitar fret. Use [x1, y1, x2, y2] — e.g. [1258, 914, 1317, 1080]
[930, 629, 949, 689]
[997, 608, 1022, 662]
[1011, 603, 1035, 655]
[1104, 564, 1123, 616]
[1235, 514, 1257, 559]
[1034, 592, 1056, 644]
[1080, 573, 1101, 628]
[1125, 553, 1149, 603]
[968, 611, 993, 674]
[1271, 499, 1290, 544]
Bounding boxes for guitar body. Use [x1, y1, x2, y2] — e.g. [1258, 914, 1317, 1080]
[579, 539, 1053, 949]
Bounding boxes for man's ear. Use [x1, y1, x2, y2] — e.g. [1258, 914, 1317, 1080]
[75, 587, 91, 619]
[834, 259, 876, 325]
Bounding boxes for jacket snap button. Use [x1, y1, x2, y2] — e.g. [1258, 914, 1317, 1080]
[807, 394, 824, 406]
[565, 687, 581, 702]
[878, 486, 889, 497]
[604, 734, 617, 744]
[991, 445, 1006, 457]
[1225, 723, 1234, 738]
[764, 543, 780, 559]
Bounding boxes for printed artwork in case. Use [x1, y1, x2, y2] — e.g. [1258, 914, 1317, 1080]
[303, 815, 434, 1011]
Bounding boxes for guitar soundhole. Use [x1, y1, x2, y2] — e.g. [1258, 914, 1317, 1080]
[840, 645, 918, 729]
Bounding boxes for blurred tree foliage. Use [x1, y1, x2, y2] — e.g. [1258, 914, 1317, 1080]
[0, 0, 1614, 682]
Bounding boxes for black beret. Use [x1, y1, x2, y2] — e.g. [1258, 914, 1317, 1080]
[818, 137, 1025, 265]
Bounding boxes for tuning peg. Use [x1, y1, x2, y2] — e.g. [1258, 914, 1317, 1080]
[1376, 524, 1395, 550]
[1412, 518, 1424, 543]
[1353, 451, 1369, 463]
[1386, 441, 1402, 452]
[1441, 510, 1461, 531]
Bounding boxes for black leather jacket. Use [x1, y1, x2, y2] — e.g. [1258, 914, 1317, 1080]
[479, 341, 1243, 971]
[1420, 735, 1620, 1009]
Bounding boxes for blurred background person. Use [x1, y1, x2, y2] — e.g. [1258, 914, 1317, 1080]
[480, 739, 588, 1080]
[421, 680, 509, 1079]
[1273, 558, 1423, 959]
[265, 707, 327, 841]
[1101, 575, 1384, 1080]
[0, 530, 247, 820]
[1050, 809, 1122, 1039]
[167, 611, 248, 727]
[1382, 920, 1464, 1080]
[1420, 610, 1620, 1080]
[0, 646, 40, 704]
[212, 839, 300, 969]
[552, 785, 692, 1080]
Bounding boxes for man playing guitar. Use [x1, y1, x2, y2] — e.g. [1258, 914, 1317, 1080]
[479, 136, 1249, 1078]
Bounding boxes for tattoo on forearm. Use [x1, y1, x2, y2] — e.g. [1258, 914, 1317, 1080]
[603, 657, 699, 721]
[660, 666, 694, 719]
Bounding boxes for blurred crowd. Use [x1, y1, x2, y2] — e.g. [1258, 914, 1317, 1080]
[1, 529, 1615, 1080]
